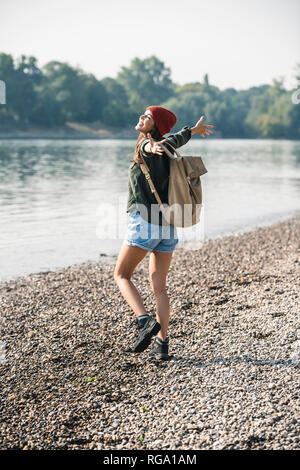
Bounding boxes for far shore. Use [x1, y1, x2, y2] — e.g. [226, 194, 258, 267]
[0, 126, 137, 140]
[1, 123, 297, 140]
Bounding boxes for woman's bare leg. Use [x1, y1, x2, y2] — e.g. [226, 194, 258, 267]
[149, 250, 173, 341]
[114, 244, 149, 317]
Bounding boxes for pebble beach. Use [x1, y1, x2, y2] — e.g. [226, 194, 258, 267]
[0, 215, 299, 450]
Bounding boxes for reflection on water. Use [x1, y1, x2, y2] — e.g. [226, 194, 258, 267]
[0, 138, 300, 281]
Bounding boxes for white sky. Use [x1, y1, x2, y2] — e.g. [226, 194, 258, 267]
[1, 0, 299, 90]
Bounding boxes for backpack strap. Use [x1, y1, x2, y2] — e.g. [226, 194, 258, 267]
[137, 138, 182, 208]
[160, 141, 183, 160]
[138, 155, 164, 207]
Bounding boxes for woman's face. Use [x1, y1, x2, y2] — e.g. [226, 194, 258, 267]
[135, 110, 155, 134]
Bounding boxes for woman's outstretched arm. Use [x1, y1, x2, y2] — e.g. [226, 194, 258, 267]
[144, 116, 213, 154]
[190, 116, 214, 137]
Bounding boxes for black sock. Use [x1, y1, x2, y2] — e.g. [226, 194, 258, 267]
[136, 314, 150, 325]
[156, 336, 169, 344]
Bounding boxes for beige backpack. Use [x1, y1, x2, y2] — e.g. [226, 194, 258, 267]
[139, 141, 208, 227]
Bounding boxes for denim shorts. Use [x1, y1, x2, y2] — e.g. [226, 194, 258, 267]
[123, 209, 179, 253]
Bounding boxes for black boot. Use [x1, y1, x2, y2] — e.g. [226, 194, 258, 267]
[149, 336, 170, 360]
[133, 315, 161, 353]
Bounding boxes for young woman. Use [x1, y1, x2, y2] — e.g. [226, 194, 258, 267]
[114, 106, 213, 360]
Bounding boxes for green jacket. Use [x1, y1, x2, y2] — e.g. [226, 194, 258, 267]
[127, 126, 192, 225]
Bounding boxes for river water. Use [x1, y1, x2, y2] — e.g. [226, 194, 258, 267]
[0, 138, 300, 282]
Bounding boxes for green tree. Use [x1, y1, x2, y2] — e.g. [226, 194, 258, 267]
[100, 77, 134, 127]
[215, 88, 250, 137]
[0, 53, 16, 124]
[1, 52, 299, 138]
[0, 53, 42, 125]
[204, 73, 209, 87]
[162, 80, 221, 133]
[162, 92, 207, 131]
[80, 73, 108, 122]
[245, 79, 291, 138]
[117, 56, 175, 114]
[29, 75, 65, 126]
[243, 85, 272, 137]
[42, 61, 89, 122]
[31, 64, 108, 125]
[14, 55, 42, 122]
[287, 63, 300, 138]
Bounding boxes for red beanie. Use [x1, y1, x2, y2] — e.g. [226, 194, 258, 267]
[146, 105, 177, 136]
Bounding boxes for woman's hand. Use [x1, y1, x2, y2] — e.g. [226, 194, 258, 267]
[191, 116, 214, 137]
[144, 133, 168, 155]
[133, 133, 167, 164]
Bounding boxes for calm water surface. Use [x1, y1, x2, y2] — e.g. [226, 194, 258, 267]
[0, 138, 300, 282]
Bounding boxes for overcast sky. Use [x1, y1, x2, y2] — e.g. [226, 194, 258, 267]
[1, 0, 299, 90]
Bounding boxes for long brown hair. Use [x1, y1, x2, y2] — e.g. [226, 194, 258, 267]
[130, 124, 162, 164]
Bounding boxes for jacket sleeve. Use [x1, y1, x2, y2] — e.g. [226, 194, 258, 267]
[140, 126, 192, 157]
[139, 138, 150, 158]
[163, 126, 192, 150]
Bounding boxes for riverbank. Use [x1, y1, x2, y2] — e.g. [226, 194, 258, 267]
[0, 122, 137, 140]
[0, 122, 229, 140]
[0, 215, 299, 450]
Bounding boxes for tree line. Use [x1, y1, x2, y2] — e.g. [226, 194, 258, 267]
[0, 53, 299, 138]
